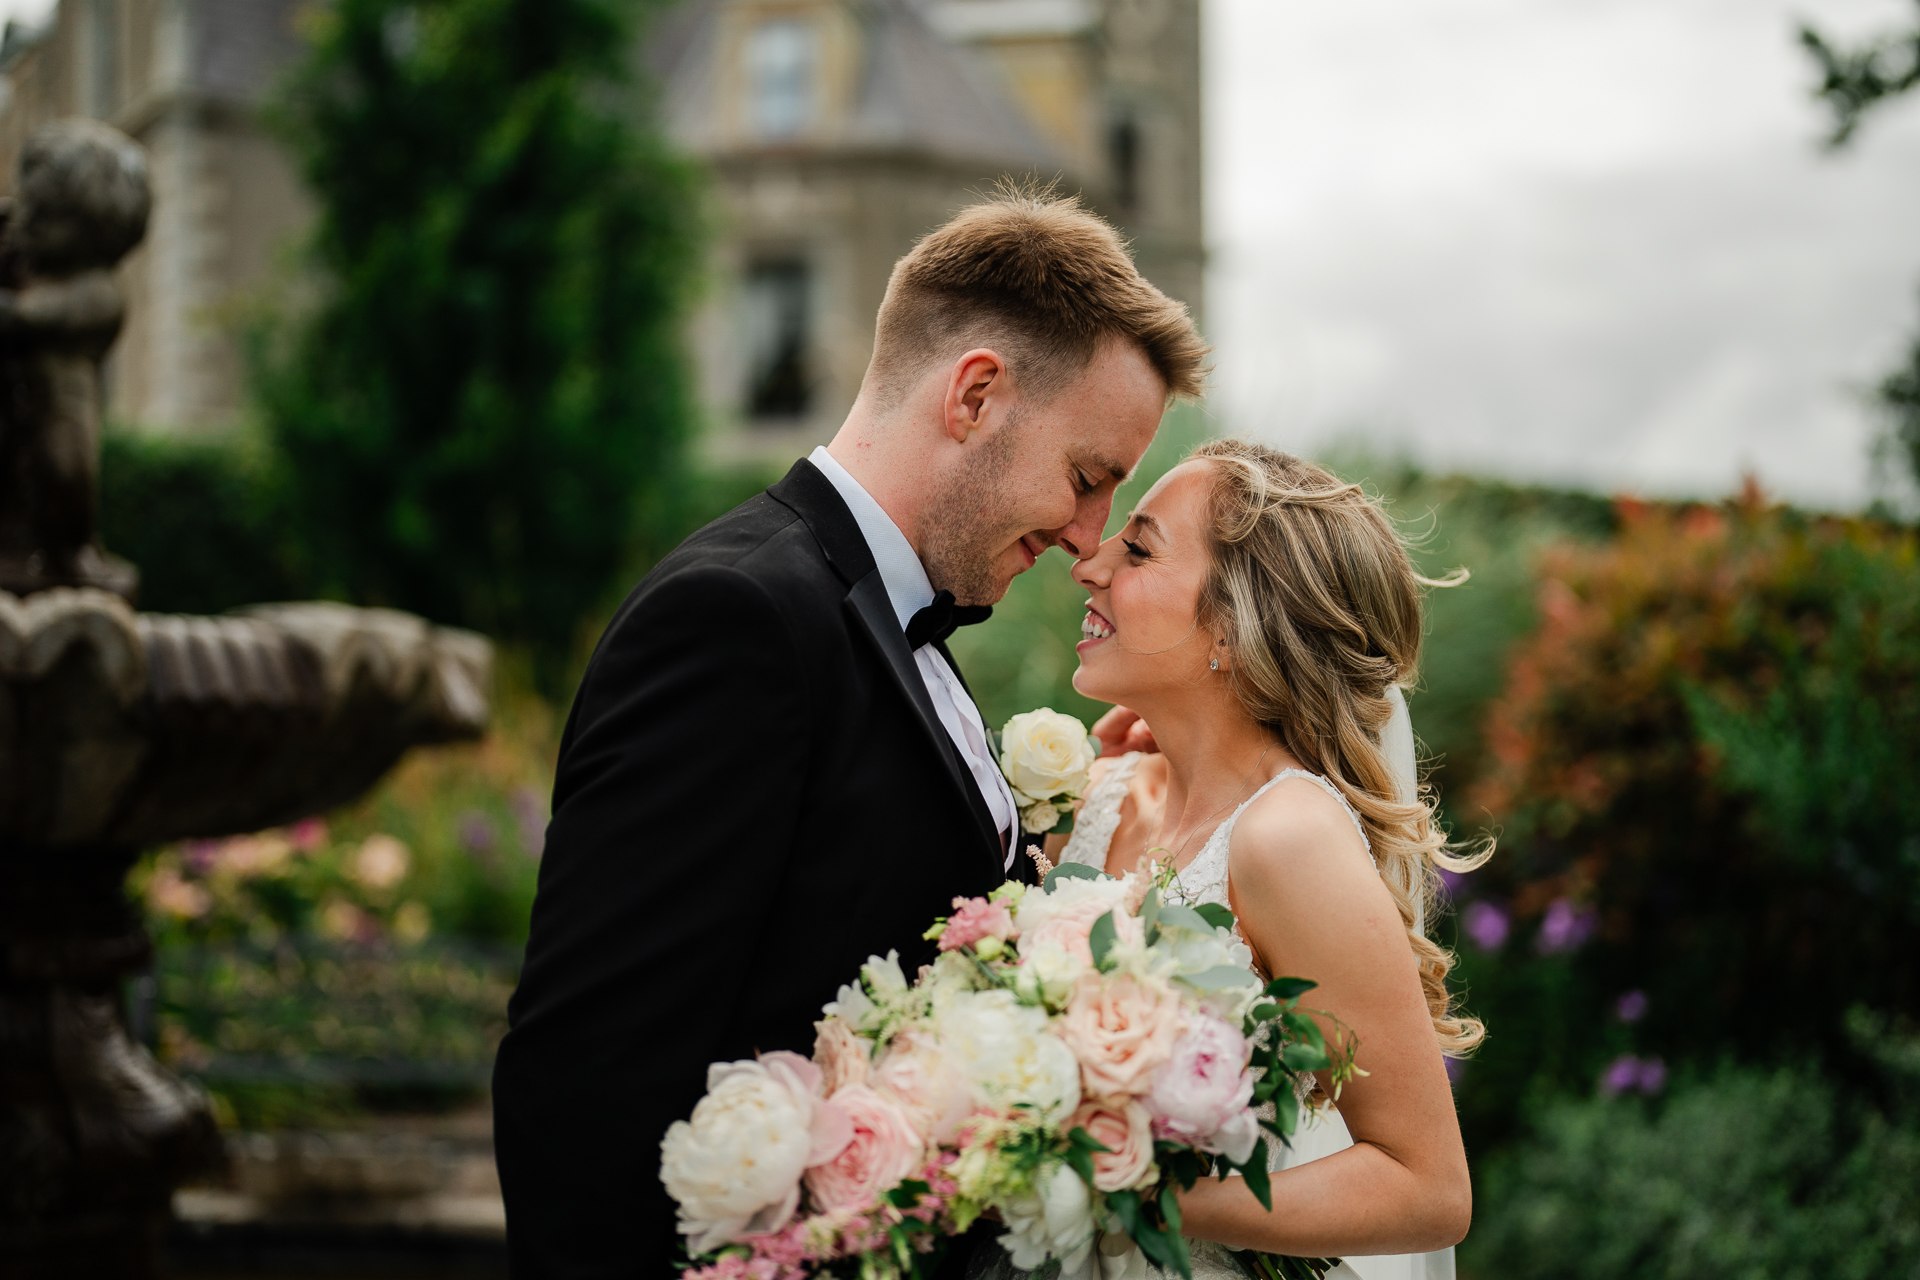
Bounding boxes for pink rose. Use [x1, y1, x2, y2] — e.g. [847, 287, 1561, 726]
[1019, 898, 1144, 966]
[803, 1084, 926, 1213]
[1143, 1015, 1259, 1164]
[871, 1030, 975, 1143]
[939, 896, 1015, 952]
[1065, 1098, 1156, 1191]
[1058, 972, 1183, 1097]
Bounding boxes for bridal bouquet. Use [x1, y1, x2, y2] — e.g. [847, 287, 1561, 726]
[660, 861, 1353, 1280]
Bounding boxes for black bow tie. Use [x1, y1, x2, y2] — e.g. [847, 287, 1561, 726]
[905, 590, 992, 649]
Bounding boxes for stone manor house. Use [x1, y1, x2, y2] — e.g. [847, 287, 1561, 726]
[0, 0, 1201, 464]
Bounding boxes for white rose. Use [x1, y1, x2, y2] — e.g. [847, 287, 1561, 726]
[659, 1051, 852, 1254]
[1013, 938, 1085, 1010]
[1001, 709, 1097, 804]
[998, 1163, 1098, 1273]
[935, 990, 1081, 1127]
[1021, 799, 1064, 835]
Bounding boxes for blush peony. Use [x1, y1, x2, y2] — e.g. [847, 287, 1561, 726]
[803, 1084, 926, 1213]
[1064, 1098, 1156, 1191]
[1143, 1014, 1259, 1165]
[871, 1029, 975, 1142]
[658, 1051, 854, 1253]
[1058, 972, 1183, 1097]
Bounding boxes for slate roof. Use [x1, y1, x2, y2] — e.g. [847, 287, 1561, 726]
[648, 0, 1060, 171]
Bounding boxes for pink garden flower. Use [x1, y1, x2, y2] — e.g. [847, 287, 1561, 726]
[804, 1084, 928, 1213]
[1058, 972, 1183, 1097]
[1064, 1097, 1155, 1191]
[938, 896, 1014, 952]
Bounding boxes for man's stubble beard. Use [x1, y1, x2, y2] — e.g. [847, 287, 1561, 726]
[920, 412, 1026, 607]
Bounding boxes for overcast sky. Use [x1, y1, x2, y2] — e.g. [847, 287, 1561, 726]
[4, 0, 1916, 506]
[1204, 0, 1920, 508]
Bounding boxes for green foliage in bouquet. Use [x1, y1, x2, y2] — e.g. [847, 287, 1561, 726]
[1448, 495, 1920, 1148]
[1461, 1013, 1920, 1279]
[251, 0, 702, 683]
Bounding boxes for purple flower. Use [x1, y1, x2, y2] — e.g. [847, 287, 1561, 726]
[1462, 901, 1510, 951]
[1438, 868, 1468, 899]
[1445, 1056, 1468, 1087]
[181, 839, 223, 877]
[1599, 1054, 1668, 1097]
[511, 786, 548, 858]
[1536, 898, 1597, 955]
[1614, 990, 1649, 1024]
[1600, 1054, 1643, 1098]
[457, 809, 498, 855]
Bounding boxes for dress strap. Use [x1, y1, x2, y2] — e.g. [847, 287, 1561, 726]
[1057, 752, 1143, 869]
[1212, 768, 1375, 869]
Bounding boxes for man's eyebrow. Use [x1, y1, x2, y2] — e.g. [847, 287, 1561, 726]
[1077, 451, 1132, 484]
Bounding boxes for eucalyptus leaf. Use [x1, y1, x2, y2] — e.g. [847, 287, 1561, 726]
[1194, 902, 1236, 930]
[1089, 910, 1119, 970]
[1184, 964, 1261, 991]
[1044, 862, 1107, 890]
[1156, 903, 1220, 934]
[1265, 976, 1317, 1000]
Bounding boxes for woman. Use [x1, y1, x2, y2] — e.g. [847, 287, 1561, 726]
[1037, 440, 1481, 1279]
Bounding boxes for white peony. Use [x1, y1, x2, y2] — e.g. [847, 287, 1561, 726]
[998, 1163, 1098, 1273]
[659, 1051, 853, 1254]
[1001, 709, 1097, 805]
[935, 990, 1081, 1126]
[1015, 872, 1135, 936]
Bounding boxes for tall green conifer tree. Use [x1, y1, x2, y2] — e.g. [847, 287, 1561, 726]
[257, 0, 701, 678]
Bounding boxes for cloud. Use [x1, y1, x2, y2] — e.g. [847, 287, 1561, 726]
[1208, 0, 1920, 506]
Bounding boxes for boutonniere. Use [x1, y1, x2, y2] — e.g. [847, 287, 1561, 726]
[989, 708, 1100, 835]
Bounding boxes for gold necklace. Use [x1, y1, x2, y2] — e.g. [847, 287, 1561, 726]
[1145, 744, 1278, 872]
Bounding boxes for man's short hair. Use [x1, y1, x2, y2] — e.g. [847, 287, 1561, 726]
[866, 189, 1208, 407]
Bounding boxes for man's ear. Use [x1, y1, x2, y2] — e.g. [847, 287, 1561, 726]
[943, 348, 1008, 444]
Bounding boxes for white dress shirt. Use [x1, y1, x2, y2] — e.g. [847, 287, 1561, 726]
[809, 447, 1017, 866]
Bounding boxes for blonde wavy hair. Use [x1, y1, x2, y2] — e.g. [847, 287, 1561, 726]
[1192, 439, 1488, 1056]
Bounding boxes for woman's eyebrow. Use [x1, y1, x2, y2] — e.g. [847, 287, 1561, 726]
[1128, 512, 1163, 538]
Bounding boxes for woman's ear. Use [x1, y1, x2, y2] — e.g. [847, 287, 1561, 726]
[1210, 636, 1230, 672]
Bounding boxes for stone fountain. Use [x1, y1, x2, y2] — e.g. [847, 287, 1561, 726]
[0, 121, 493, 1278]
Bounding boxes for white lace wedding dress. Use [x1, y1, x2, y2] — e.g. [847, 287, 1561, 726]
[971, 753, 1454, 1280]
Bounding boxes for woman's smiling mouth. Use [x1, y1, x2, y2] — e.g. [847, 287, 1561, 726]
[1079, 607, 1114, 646]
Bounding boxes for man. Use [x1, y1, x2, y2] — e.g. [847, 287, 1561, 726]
[493, 190, 1207, 1278]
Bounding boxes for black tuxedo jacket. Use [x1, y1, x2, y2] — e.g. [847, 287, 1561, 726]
[493, 459, 1028, 1279]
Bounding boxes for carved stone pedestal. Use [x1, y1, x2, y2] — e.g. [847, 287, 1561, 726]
[0, 843, 220, 1279]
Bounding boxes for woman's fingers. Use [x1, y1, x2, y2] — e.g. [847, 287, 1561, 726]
[1091, 705, 1158, 756]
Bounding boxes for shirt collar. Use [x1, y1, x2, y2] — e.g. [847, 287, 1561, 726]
[809, 446, 934, 632]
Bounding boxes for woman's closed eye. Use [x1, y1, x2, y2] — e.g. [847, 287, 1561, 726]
[1122, 538, 1150, 560]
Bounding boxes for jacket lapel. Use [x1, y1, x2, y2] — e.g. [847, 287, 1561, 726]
[770, 461, 1008, 882]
